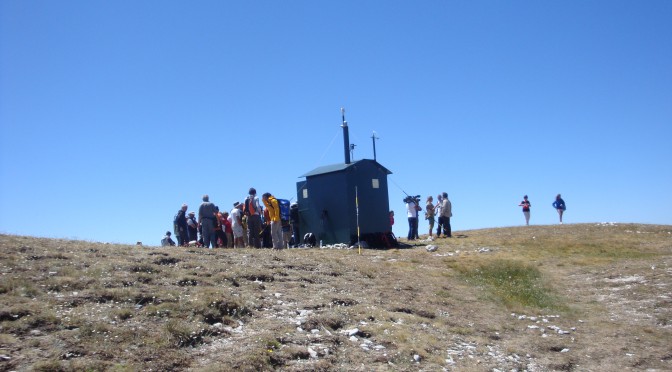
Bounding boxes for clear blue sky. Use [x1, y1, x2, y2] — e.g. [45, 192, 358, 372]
[1, 1, 670, 245]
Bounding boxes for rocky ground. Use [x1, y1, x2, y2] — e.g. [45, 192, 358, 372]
[1, 223, 670, 371]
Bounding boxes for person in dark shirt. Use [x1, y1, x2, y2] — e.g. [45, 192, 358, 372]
[161, 231, 176, 247]
[519, 195, 531, 226]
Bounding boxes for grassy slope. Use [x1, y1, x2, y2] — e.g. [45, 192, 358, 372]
[1, 223, 671, 371]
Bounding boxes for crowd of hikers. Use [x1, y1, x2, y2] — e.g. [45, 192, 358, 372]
[161, 188, 298, 250]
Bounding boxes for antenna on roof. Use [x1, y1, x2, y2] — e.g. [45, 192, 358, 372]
[371, 131, 379, 161]
[341, 107, 351, 164]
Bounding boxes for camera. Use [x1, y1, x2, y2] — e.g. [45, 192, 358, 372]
[403, 195, 421, 204]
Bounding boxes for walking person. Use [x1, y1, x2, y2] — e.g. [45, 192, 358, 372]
[425, 196, 436, 238]
[244, 188, 263, 248]
[440, 192, 452, 237]
[519, 195, 531, 226]
[552, 194, 566, 224]
[198, 194, 217, 249]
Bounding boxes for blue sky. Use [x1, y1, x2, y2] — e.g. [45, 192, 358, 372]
[1, 1, 670, 245]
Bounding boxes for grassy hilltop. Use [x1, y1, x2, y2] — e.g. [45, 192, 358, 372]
[1, 223, 671, 371]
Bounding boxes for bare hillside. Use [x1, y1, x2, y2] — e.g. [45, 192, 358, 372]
[1, 223, 671, 371]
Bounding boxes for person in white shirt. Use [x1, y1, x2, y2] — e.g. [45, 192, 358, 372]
[405, 196, 421, 240]
[230, 202, 245, 248]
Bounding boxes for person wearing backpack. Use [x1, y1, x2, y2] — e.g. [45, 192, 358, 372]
[244, 188, 263, 248]
[161, 231, 176, 247]
[262, 192, 283, 249]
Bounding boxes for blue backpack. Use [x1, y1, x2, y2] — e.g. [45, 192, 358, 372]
[278, 199, 290, 221]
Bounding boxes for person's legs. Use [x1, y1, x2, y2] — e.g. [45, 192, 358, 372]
[271, 221, 283, 249]
[436, 217, 443, 237]
[444, 217, 452, 237]
[524, 211, 530, 226]
[248, 215, 262, 248]
[428, 220, 434, 237]
[558, 209, 564, 224]
[407, 217, 414, 240]
[202, 220, 214, 249]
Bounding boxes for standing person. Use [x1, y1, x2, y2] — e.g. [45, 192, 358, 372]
[262, 193, 283, 249]
[244, 188, 263, 248]
[215, 207, 226, 248]
[552, 194, 566, 224]
[230, 202, 245, 248]
[435, 194, 444, 237]
[405, 196, 420, 240]
[389, 210, 395, 232]
[440, 192, 452, 237]
[198, 194, 217, 249]
[261, 207, 273, 248]
[425, 196, 436, 238]
[519, 195, 531, 226]
[173, 204, 188, 246]
[222, 211, 233, 248]
[186, 211, 198, 244]
[161, 231, 176, 247]
[290, 203, 300, 246]
[242, 215, 249, 247]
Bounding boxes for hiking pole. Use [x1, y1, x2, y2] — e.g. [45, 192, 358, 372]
[356, 186, 361, 255]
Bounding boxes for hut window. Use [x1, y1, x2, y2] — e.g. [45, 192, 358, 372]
[303, 189, 309, 198]
[372, 178, 380, 189]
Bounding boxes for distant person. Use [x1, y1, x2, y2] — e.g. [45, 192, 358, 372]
[161, 231, 176, 247]
[262, 192, 283, 249]
[230, 202, 245, 248]
[244, 188, 263, 248]
[519, 195, 531, 226]
[186, 211, 198, 244]
[261, 207, 273, 248]
[389, 210, 395, 232]
[425, 196, 436, 238]
[173, 204, 188, 246]
[405, 196, 420, 240]
[435, 194, 444, 237]
[215, 206, 226, 248]
[222, 211, 233, 248]
[552, 194, 566, 224]
[198, 194, 217, 249]
[440, 192, 452, 237]
[290, 203, 300, 246]
[242, 215, 249, 247]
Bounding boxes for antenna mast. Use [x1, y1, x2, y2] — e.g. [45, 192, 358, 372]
[371, 131, 379, 161]
[341, 107, 351, 164]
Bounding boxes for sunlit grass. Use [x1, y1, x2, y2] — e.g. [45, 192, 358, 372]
[459, 259, 562, 310]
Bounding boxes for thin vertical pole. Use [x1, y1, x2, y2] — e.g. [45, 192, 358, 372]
[356, 186, 361, 255]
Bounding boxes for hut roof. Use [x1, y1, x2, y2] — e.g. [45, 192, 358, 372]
[300, 159, 392, 178]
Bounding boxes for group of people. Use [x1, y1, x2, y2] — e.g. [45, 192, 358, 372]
[518, 193, 567, 225]
[398, 192, 568, 242]
[162, 188, 298, 250]
[405, 192, 453, 240]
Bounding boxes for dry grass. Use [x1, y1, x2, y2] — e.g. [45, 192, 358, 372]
[1, 223, 671, 371]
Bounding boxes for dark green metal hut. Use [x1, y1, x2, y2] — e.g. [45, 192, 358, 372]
[296, 116, 395, 247]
